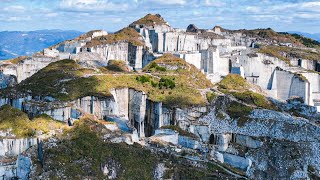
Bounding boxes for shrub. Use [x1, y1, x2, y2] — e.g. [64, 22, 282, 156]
[231, 91, 276, 110]
[159, 77, 175, 89]
[206, 91, 217, 103]
[136, 75, 150, 83]
[218, 74, 248, 91]
[148, 62, 167, 71]
[226, 101, 253, 127]
[106, 60, 129, 72]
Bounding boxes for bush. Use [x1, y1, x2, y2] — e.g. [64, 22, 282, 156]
[136, 75, 150, 83]
[226, 101, 253, 127]
[106, 60, 129, 72]
[218, 74, 248, 91]
[231, 91, 276, 110]
[159, 77, 175, 89]
[148, 62, 167, 72]
[206, 92, 217, 103]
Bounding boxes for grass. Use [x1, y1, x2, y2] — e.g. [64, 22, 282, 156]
[0, 105, 65, 138]
[258, 45, 320, 64]
[130, 13, 167, 27]
[206, 91, 217, 103]
[2, 55, 212, 108]
[4, 56, 29, 64]
[226, 101, 253, 127]
[218, 74, 276, 110]
[218, 74, 249, 91]
[43, 117, 239, 179]
[283, 33, 320, 48]
[45, 117, 158, 179]
[160, 125, 198, 139]
[229, 28, 304, 47]
[106, 60, 130, 72]
[230, 91, 276, 110]
[86, 27, 144, 47]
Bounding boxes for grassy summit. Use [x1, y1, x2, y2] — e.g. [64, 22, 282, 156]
[130, 13, 168, 27]
[0, 105, 65, 138]
[86, 27, 144, 47]
[3, 54, 212, 107]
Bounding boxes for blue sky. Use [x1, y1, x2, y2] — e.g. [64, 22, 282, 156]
[0, 0, 320, 33]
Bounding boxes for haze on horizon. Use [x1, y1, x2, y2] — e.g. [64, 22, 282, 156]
[0, 0, 320, 34]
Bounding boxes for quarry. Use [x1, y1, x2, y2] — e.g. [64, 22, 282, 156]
[0, 14, 319, 179]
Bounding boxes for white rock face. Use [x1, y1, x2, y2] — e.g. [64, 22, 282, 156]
[0, 138, 37, 157]
[152, 129, 179, 145]
[178, 136, 201, 150]
[202, 97, 320, 178]
[0, 160, 16, 179]
[223, 153, 252, 171]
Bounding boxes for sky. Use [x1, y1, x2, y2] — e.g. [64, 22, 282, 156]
[0, 0, 320, 33]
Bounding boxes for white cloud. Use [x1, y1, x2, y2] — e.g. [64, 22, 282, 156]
[3, 5, 26, 12]
[204, 0, 226, 7]
[45, 13, 59, 17]
[6, 16, 31, 22]
[149, 0, 186, 5]
[59, 0, 130, 12]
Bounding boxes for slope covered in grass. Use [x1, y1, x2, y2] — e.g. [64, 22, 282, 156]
[218, 74, 275, 110]
[2, 55, 212, 107]
[86, 27, 144, 47]
[130, 13, 168, 27]
[258, 45, 320, 64]
[0, 105, 65, 138]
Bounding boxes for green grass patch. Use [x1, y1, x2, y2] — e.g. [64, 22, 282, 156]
[86, 27, 144, 47]
[4, 56, 29, 64]
[130, 13, 167, 27]
[0, 105, 65, 138]
[46, 118, 158, 179]
[226, 101, 253, 127]
[231, 91, 276, 110]
[206, 91, 217, 103]
[106, 60, 130, 72]
[218, 74, 249, 91]
[218, 75, 276, 110]
[258, 45, 320, 64]
[3, 56, 212, 107]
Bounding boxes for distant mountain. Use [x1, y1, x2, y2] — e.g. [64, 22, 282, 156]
[0, 30, 83, 60]
[287, 31, 320, 42]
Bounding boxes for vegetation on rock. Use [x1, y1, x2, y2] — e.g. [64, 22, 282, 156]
[2, 55, 212, 107]
[218, 74, 276, 110]
[226, 101, 253, 127]
[280, 32, 320, 48]
[0, 105, 65, 138]
[42, 117, 238, 179]
[258, 45, 320, 64]
[106, 60, 130, 72]
[160, 125, 198, 139]
[3, 56, 29, 64]
[130, 13, 168, 27]
[86, 27, 144, 47]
